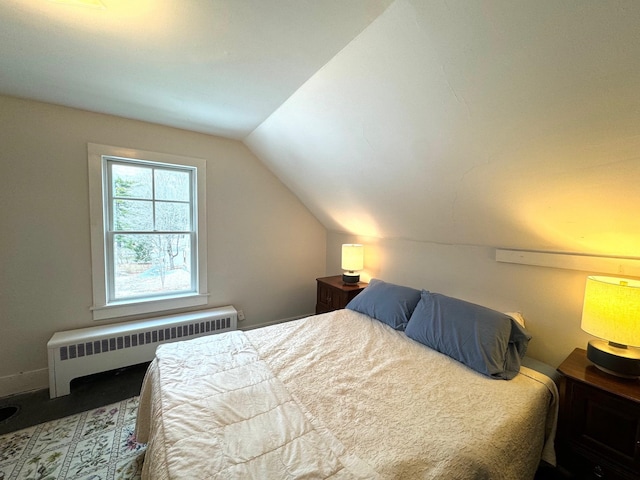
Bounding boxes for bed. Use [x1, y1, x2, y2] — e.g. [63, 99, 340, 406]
[135, 280, 558, 479]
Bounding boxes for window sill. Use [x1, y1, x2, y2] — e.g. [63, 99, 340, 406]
[91, 293, 209, 321]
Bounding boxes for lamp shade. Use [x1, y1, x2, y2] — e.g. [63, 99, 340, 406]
[341, 244, 364, 272]
[581, 276, 640, 348]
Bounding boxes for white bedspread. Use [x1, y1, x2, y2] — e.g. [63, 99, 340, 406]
[136, 309, 557, 479]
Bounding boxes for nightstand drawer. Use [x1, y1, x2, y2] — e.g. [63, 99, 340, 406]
[558, 348, 640, 480]
[568, 382, 640, 469]
[567, 452, 637, 480]
[315, 276, 367, 314]
[317, 281, 340, 310]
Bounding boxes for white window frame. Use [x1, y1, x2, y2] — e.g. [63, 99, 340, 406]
[88, 143, 208, 320]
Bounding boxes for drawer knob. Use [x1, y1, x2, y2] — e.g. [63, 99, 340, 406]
[593, 464, 604, 478]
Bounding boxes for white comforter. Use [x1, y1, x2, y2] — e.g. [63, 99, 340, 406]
[136, 309, 557, 479]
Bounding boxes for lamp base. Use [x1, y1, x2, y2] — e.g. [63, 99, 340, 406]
[586, 340, 640, 379]
[342, 272, 360, 285]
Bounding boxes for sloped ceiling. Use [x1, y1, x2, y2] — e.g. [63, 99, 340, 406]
[0, 0, 392, 138]
[246, 0, 640, 257]
[2, 1, 640, 257]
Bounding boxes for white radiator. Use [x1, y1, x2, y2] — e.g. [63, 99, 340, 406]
[47, 306, 237, 398]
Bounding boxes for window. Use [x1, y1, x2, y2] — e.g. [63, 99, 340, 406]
[88, 144, 208, 320]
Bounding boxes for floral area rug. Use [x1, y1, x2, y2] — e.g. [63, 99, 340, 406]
[0, 396, 145, 480]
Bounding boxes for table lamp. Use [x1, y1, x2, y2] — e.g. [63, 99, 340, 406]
[581, 275, 640, 378]
[341, 244, 364, 285]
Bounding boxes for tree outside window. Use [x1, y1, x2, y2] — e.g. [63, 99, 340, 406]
[108, 160, 195, 301]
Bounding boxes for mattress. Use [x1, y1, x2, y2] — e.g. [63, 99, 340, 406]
[136, 309, 557, 479]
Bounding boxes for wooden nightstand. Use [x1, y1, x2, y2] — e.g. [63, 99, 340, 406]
[315, 275, 367, 314]
[557, 348, 640, 479]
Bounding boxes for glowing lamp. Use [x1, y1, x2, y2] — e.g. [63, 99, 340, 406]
[341, 244, 364, 285]
[581, 275, 640, 378]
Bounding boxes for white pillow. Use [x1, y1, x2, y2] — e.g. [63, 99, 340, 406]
[504, 311, 526, 329]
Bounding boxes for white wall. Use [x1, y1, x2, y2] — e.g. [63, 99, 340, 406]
[327, 232, 593, 369]
[247, 0, 640, 258]
[0, 95, 325, 396]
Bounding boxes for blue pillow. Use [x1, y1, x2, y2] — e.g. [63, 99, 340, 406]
[404, 291, 531, 379]
[346, 278, 422, 330]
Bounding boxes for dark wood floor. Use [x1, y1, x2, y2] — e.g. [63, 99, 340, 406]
[535, 463, 575, 479]
[0, 362, 148, 436]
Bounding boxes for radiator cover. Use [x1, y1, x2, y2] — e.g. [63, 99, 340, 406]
[47, 306, 237, 398]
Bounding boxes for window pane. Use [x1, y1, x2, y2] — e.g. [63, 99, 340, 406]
[155, 169, 190, 201]
[155, 202, 190, 231]
[112, 163, 152, 199]
[113, 233, 192, 300]
[113, 199, 153, 231]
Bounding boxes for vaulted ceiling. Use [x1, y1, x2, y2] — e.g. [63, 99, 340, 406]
[3, 0, 640, 257]
[246, 0, 640, 257]
[0, 0, 392, 138]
